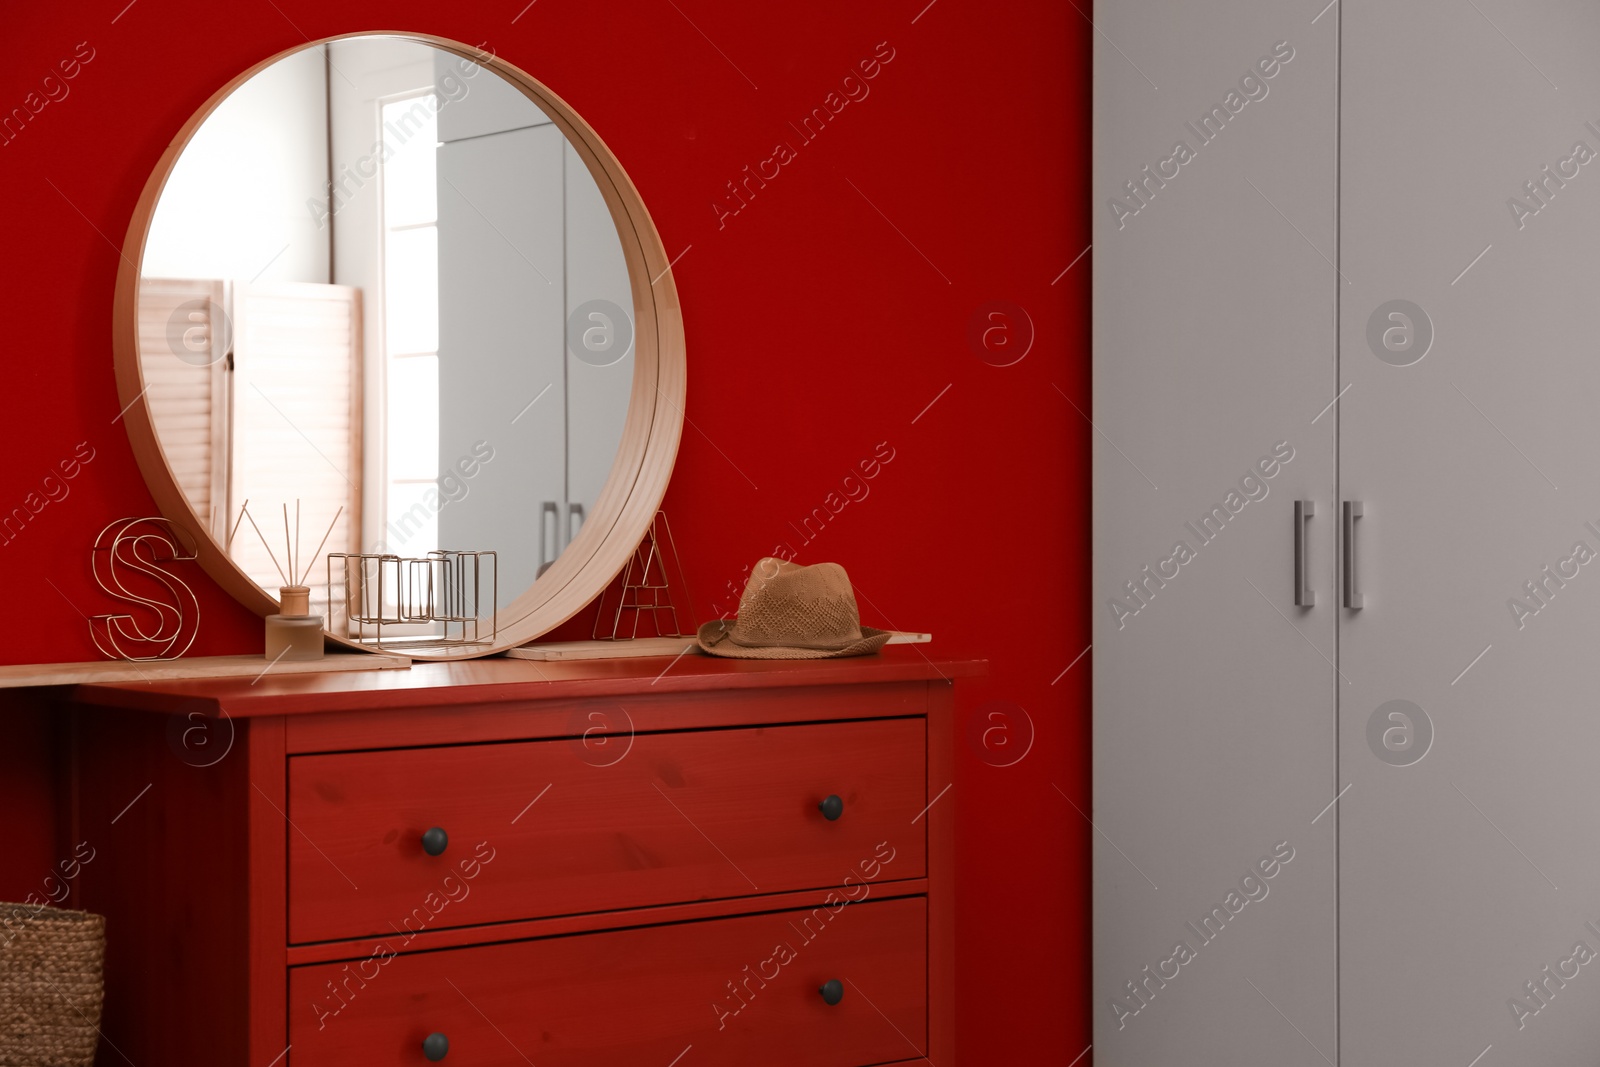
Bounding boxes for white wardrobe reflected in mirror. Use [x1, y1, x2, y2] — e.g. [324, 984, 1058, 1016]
[138, 36, 634, 629]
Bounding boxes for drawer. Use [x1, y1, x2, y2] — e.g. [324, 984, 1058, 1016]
[289, 896, 928, 1067]
[288, 718, 927, 943]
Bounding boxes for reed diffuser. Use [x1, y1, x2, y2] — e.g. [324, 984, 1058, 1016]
[235, 501, 342, 662]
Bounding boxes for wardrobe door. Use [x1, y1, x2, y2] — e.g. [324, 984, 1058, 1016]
[1093, 7, 1339, 1064]
[436, 124, 567, 595]
[1339, 5, 1600, 1063]
[563, 139, 634, 533]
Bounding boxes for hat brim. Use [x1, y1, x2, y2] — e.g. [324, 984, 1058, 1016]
[695, 620, 892, 659]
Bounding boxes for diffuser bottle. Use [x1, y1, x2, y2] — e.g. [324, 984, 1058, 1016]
[265, 585, 324, 661]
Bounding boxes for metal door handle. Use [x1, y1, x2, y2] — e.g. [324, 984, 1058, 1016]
[1343, 500, 1364, 609]
[1294, 500, 1315, 607]
[566, 502, 585, 548]
[539, 501, 560, 572]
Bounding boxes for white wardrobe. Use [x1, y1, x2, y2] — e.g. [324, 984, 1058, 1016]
[1095, 3, 1600, 1064]
[435, 60, 633, 599]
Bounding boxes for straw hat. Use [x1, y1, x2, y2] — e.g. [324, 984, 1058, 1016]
[697, 559, 890, 659]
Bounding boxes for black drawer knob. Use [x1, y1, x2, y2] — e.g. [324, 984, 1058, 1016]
[819, 979, 845, 1006]
[421, 827, 449, 857]
[422, 1031, 449, 1060]
[819, 795, 844, 821]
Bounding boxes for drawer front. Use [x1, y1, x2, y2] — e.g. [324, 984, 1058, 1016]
[288, 718, 927, 943]
[290, 897, 928, 1067]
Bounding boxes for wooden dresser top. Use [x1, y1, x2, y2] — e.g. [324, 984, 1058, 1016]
[68, 645, 986, 718]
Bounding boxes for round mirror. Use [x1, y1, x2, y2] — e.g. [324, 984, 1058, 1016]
[112, 33, 684, 659]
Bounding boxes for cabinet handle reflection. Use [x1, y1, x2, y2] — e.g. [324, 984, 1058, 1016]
[539, 501, 560, 577]
[567, 502, 585, 548]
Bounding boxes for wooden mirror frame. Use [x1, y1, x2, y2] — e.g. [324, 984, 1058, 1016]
[111, 31, 685, 661]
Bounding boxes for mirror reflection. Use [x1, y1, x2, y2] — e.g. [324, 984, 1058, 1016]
[137, 36, 635, 639]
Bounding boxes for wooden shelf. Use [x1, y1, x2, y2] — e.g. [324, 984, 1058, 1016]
[0, 653, 410, 689]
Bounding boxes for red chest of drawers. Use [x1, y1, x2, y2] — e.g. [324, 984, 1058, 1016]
[65, 649, 977, 1066]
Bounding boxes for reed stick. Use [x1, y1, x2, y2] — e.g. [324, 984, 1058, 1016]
[298, 505, 344, 586]
[227, 499, 250, 551]
[240, 503, 288, 586]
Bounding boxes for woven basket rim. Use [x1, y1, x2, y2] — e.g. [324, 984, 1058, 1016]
[0, 902, 102, 925]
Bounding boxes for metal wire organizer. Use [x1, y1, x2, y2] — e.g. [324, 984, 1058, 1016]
[326, 549, 497, 648]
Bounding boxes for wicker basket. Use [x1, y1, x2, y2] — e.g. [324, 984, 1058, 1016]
[0, 903, 105, 1067]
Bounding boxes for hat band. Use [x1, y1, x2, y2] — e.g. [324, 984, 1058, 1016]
[728, 627, 864, 651]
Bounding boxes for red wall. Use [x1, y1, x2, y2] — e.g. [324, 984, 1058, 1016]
[0, 2, 1088, 1060]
